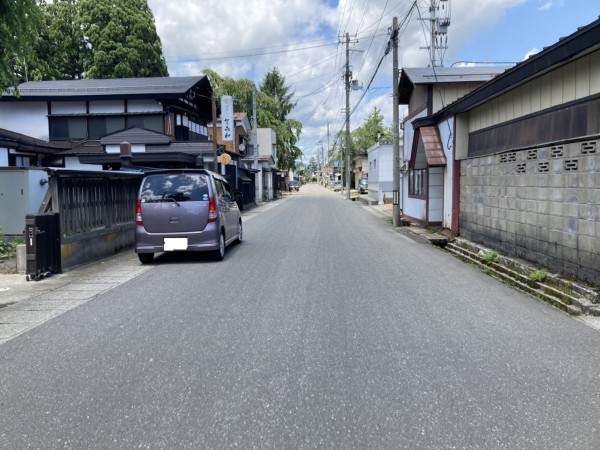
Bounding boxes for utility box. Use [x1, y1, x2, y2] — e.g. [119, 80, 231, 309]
[0, 168, 48, 236]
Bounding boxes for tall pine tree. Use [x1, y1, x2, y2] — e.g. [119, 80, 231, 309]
[37, 0, 86, 80]
[260, 68, 302, 171]
[77, 0, 168, 79]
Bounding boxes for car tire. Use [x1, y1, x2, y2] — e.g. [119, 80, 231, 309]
[212, 231, 225, 261]
[138, 253, 154, 264]
[237, 220, 243, 244]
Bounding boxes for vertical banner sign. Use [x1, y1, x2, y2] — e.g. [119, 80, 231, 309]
[221, 96, 234, 142]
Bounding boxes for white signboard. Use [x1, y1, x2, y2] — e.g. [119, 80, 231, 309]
[221, 96, 234, 142]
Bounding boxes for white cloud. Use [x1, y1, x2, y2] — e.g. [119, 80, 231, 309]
[147, 0, 535, 159]
[523, 48, 540, 60]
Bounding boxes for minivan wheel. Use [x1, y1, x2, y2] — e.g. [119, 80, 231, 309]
[138, 253, 154, 264]
[237, 220, 243, 244]
[213, 232, 225, 261]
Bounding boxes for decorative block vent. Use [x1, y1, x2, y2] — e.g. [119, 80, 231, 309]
[499, 152, 517, 163]
[516, 163, 526, 173]
[538, 162, 549, 173]
[527, 149, 538, 160]
[581, 141, 597, 155]
[551, 146, 564, 158]
[564, 159, 579, 171]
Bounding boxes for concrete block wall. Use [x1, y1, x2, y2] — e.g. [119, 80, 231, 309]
[459, 139, 600, 286]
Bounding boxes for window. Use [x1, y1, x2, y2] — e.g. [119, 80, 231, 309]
[140, 174, 209, 203]
[89, 116, 125, 139]
[49, 117, 87, 139]
[50, 114, 164, 140]
[10, 155, 31, 167]
[126, 115, 163, 133]
[409, 168, 426, 197]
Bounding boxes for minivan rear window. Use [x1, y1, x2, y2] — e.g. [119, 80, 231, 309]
[140, 174, 209, 203]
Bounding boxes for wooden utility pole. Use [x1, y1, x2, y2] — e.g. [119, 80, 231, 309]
[392, 16, 401, 227]
[344, 33, 351, 200]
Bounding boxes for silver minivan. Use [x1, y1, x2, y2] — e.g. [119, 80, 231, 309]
[135, 169, 242, 263]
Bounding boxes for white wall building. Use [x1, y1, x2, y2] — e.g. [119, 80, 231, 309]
[367, 142, 395, 205]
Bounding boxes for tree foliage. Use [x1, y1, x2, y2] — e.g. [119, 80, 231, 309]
[204, 68, 303, 171]
[328, 108, 394, 180]
[36, 0, 86, 80]
[351, 107, 393, 156]
[0, 0, 43, 92]
[2, 0, 169, 83]
[259, 68, 302, 171]
[76, 0, 168, 78]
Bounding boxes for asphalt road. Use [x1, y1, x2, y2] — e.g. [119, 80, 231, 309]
[1, 184, 600, 449]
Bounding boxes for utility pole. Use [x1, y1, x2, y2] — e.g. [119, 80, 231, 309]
[252, 84, 261, 203]
[392, 17, 401, 227]
[423, 0, 451, 67]
[344, 33, 352, 200]
[326, 122, 330, 185]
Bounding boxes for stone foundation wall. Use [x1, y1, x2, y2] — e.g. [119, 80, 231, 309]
[459, 139, 600, 286]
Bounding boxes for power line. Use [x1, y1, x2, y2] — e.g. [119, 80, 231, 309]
[166, 41, 338, 64]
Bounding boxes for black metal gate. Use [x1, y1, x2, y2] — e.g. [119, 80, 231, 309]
[25, 213, 61, 281]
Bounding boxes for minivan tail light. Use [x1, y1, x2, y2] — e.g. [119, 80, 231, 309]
[135, 199, 143, 225]
[208, 196, 218, 223]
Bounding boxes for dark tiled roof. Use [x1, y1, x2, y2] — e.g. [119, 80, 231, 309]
[100, 127, 171, 145]
[148, 142, 215, 154]
[2, 76, 210, 101]
[0, 128, 69, 154]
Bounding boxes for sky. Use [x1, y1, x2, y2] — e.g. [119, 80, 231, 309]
[146, 0, 598, 163]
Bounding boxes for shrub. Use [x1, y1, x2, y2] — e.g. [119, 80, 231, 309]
[0, 227, 22, 258]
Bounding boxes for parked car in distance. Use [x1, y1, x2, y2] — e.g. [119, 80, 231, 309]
[333, 181, 342, 191]
[135, 169, 242, 264]
[289, 180, 300, 191]
[358, 177, 368, 194]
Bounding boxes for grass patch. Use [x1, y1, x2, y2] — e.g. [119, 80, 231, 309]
[482, 250, 499, 264]
[529, 269, 547, 283]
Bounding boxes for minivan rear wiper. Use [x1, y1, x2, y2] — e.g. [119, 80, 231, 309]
[161, 192, 181, 206]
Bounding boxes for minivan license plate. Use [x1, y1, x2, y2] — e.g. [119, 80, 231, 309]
[164, 238, 188, 251]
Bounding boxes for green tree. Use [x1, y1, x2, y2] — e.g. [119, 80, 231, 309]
[35, 0, 86, 80]
[203, 69, 271, 125]
[0, 0, 43, 92]
[351, 107, 393, 157]
[204, 68, 303, 171]
[260, 68, 302, 171]
[76, 0, 168, 79]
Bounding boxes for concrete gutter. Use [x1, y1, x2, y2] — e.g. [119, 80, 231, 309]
[358, 195, 449, 246]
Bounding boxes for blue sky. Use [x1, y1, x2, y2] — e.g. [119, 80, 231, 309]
[147, 0, 599, 161]
[456, 1, 597, 64]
